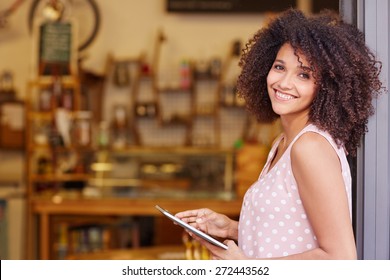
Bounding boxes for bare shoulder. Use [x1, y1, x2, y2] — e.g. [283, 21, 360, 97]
[291, 131, 343, 200]
[291, 132, 339, 166]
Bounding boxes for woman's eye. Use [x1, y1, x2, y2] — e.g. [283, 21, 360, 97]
[274, 64, 284, 70]
[299, 72, 310, 79]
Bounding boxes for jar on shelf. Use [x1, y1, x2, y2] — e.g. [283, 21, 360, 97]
[180, 59, 191, 89]
[39, 88, 52, 111]
[97, 121, 110, 148]
[111, 105, 129, 149]
[71, 111, 92, 147]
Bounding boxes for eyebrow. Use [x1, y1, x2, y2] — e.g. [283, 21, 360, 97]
[274, 59, 312, 72]
[301, 66, 312, 72]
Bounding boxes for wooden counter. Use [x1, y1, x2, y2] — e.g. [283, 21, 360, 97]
[31, 197, 243, 259]
[67, 245, 186, 260]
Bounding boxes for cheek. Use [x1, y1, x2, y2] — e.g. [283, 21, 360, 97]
[299, 83, 317, 101]
[266, 75, 274, 97]
[266, 72, 275, 88]
[266, 71, 272, 82]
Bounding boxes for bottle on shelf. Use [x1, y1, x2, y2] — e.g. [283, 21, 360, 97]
[39, 89, 52, 112]
[48, 117, 64, 148]
[51, 75, 62, 109]
[61, 89, 73, 110]
[36, 154, 53, 175]
[71, 111, 92, 148]
[97, 121, 110, 149]
[111, 105, 130, 149]
[179, 60, 191, 90]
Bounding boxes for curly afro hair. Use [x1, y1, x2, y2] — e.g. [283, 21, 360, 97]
[237, 9, 383, 156]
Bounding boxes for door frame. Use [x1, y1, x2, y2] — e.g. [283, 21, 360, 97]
[341, 0, 390, 260]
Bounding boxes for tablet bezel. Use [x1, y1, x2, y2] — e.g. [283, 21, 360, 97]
[155, 205, 228, 250]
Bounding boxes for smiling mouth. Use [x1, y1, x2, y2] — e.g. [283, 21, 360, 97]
[275, 90, 296, 101]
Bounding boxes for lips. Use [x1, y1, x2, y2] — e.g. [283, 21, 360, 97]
[275, 90, 296, 101]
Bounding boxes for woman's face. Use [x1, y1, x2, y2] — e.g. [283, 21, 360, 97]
[266, 43, 317, 121]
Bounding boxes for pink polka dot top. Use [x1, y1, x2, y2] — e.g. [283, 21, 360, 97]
[238, 124, 352, 258]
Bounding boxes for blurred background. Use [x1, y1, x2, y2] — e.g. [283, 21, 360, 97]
[3, 0, 378, 261]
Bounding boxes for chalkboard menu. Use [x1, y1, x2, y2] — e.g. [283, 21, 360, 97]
[40, 22, 72, 63]
[38, 22, 73, 75]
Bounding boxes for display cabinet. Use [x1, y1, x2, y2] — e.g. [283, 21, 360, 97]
[25, 76, 88, 197]
[28, 146, 240, 259]
[25, 76, 93, 259]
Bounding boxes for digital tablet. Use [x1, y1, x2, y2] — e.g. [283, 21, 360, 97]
[155, 205, 228, 250]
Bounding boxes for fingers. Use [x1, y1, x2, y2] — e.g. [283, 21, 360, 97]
[175, 208, 211, 221]
[175, 208, 216, 234]
[209, 241, 232, 260]
[175, 209, 196, 220]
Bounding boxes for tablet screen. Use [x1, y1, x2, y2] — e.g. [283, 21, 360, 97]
[155, 205, 228, 250]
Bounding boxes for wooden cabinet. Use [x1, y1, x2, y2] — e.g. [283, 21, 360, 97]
[25, 77, 89, 197]
[25, 76, 94, 259]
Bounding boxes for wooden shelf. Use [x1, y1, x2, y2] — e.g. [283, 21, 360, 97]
[27, 111, 54, 120]
[157, 86, 193, 93]
[28, 111, 88, 119]
[67, 245, 186, 260]
[27, 144, 234, 155]
[160, 118, 191, 126]
[32, 197, 242, 216]
[106, 146, 233, 155]
[194, 111, 218, 117]
[27, 144, 94, 152]
[193, 74, 220, 81]
[219, 102, 246, 109]
[30, 174, 91, 182]
[28, 76, 80, 88]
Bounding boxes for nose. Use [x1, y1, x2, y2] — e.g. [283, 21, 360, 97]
[279, 73, 293, 90]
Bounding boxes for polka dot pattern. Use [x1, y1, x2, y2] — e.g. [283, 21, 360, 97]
[238, 124, 352, 259]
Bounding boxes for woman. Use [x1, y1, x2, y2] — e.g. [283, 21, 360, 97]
[175, 9, 383, 260]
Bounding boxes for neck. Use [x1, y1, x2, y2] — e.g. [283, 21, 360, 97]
[280, 114, 310, 145]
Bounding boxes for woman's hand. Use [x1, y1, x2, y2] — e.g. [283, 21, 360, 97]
[175, 208, 238, 240]
[192, 236, 247, 260]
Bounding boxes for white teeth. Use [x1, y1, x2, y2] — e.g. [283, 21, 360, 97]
[276, 91, 295, 100]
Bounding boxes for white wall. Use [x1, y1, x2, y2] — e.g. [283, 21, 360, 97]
[0, 0, 31, 99]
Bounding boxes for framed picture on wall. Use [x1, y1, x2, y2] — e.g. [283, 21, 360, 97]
[166, 0, 296, 13]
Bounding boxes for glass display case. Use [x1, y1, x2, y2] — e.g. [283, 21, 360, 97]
[86, 147, 235, 200]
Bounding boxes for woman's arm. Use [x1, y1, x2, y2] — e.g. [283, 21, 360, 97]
[206, 132, 357, 260]
[286, 132, 357, 259]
